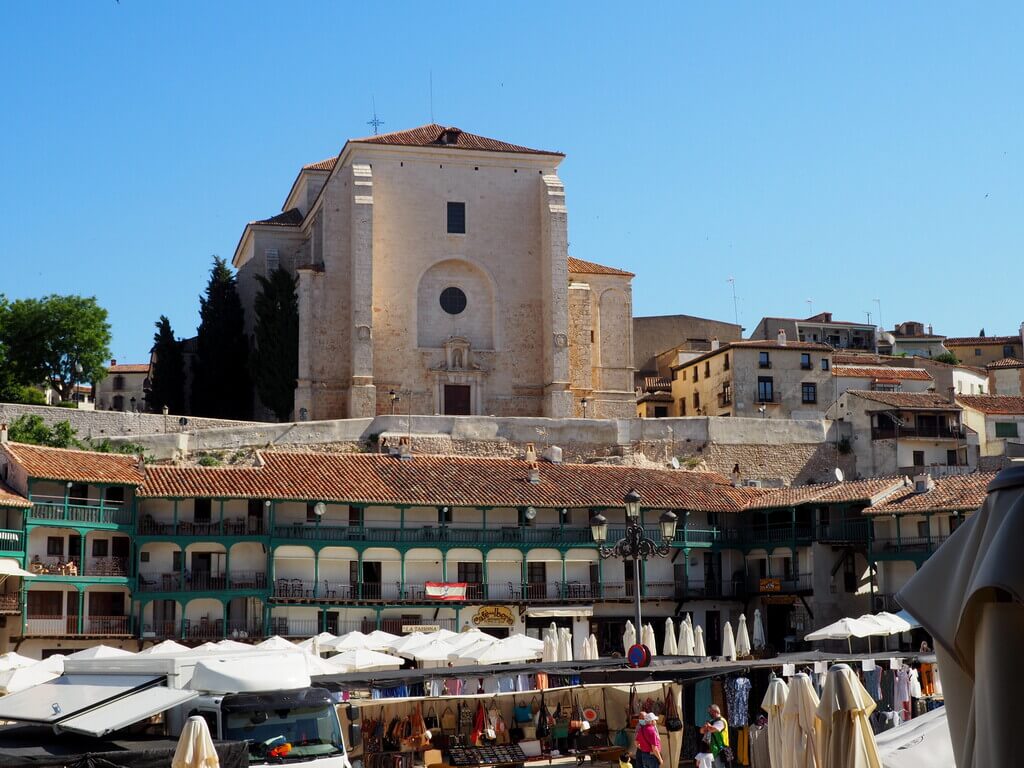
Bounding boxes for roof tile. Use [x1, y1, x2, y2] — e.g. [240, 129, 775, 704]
[0, 482, 30, 509]
[568, 257, 634, 277]
[844, 390, 961, 411]
[831, 366, 932, 381]
[868, 472, 996, 514]
[107, 364, 150, 374]
[956, 395, 1024, 415]
[351, 124, 562, 156]
[745, 476, 906, 510]
[2, 444, 143, 485]
[945, 335, 1019, 346]
[986, 357, 1024, 370]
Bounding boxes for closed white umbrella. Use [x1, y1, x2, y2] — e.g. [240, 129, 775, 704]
[558, 627, 573, 661]
[781, 672, 820, 768]
[752, 609, 766, 649]
[735, 614, 752, 658]
[0, 654, 64, 694]
[542, 631, 558, 663]
[815, 663, 881, 768]
[623, 620, 636, 652]
[679, 621, 695, 656]
[722, 621, 736, 661]
[587, 634, 599, 660]
[693, 625, 706, 656]
[579, 636, 592, 660]
[762, 676, 790, 768]
[642, 623, 658, 656]
[172, 715, 220, 768]
[663, 618, 678, 655]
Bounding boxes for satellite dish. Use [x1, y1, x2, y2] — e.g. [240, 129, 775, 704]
[669, 457, 681, 470]
[313, 502, 327, 516]
[524, 506, 538, 520]
[834, 468, 845, 482]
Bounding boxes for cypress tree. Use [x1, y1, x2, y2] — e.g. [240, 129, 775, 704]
[192, 257, 251, 419]
[251, 267, 299, 421]
[148, 315, 185, 414]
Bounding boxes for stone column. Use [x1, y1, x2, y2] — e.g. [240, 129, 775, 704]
[293, 266, 318, 420]
[539, 173, 572, 417]
[348, 163, 377, 417]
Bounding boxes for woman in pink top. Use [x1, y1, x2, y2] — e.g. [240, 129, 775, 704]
[634, 712, 663, 768]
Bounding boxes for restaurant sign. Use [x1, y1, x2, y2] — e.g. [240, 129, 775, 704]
[759, 578, 782, 593]
[402, 624, 441, 633]
[471, 605, 516, 627]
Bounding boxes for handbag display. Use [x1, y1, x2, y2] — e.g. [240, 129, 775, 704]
[424, 706, 439, 731]
[441, 706, 457, 733]
[514, 697, 534, 724]
[664, 687, 683, 732]
[628, 685, 641, 728]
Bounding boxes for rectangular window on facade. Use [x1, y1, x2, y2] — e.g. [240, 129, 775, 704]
[704, 361, 711, 377]
[92, 539, 109, 557]
[692, 367, 698, 382]
[527, 562, 546, 584]
[140, 551, 150, 563]
[264, 248, 279, 272]
[1004, 345, 1015, 358]
[306, 503, 319, 523]
[800, 353, 812, 370]
[693, 392, 700, 411]
[69, 483, 88, 504]
[912, 450, 925, 466]
[757, 377, 774, 402]
[172, 551, 182, 572]
[759, 352, 771, 369]
[105, 486, 125, 504]
[975, 348, 982, 356]
[801, 382, 817, 404]
[843, 553, 857, 592]
[457, 562, 482, 584]
[438, 506, 453, 524]
[349, 506, 363, 527]
[995, 422, 1019, 438]
[679, 399, 686, 416]
[724, 354, 730, 371]
[654, 406, 668, 418]
[447, 202, 466, 234]
[194, 498, 212, 523]
[821, 358, 830, 371]
[947, 449, 958, 466]
[916, 520, 929, 538]
[47, 537, 64, 556]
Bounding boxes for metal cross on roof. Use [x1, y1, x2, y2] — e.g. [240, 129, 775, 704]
[367, 98, 384, 135]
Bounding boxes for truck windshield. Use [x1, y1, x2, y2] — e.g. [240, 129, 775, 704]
[224, 705, 344, 762]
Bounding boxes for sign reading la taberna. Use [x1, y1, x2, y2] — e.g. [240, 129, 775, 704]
[424, 581, 468, 600]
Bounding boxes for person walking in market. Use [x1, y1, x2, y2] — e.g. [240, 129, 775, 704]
[634, 712, 663, 768]
[695, 704, 733, 768]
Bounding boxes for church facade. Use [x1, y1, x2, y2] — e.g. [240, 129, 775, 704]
[232, 124, 634, 420]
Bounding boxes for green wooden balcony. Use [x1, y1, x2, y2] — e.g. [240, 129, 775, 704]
[28, 502, 133, 528]
[0, 529, 24, 554]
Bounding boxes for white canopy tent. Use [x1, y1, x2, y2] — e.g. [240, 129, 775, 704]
[296, 632, 338, 653]
[875, 705, 954, 768]
[327, 648, 404, 672]
[256, 635, 296, 651]
[138, 640, 190, 656]
[213, 639, 254, 652]
[0, 654, 64, 694]
[0, 652, 36, 672]
[66, 645, 135, 660]
[363, 630, 400, 650]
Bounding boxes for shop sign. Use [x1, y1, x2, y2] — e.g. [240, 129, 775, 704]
[760, 578, 782, 593]
[471, 605, 515, 627]
[401, 624, 441, 633]
[761, 594, 796, 605]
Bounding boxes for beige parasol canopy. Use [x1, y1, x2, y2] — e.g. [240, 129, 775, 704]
[781, 672, 820, 768]
[762, 676, 789, 768]
[173, 715, 220, 768]
[815, 663, 880, 768]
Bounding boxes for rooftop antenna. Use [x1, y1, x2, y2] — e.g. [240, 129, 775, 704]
[806, 298, 814, 316]
[429, 71, 435, 124]
[873, 298, 882, 329]
[367, 97, 384, 135]
[727, 277, 739, 326]
[865, 311, 872, 324]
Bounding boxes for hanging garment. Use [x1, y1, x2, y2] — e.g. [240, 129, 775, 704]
[919, 663, 936, 696]
[734, 726, 750, 766]
[863, 669, 882, 702]
[694, 679, 714, 727]
[894, 667, 912, 722]
[725, 676, 753, 727]
[748, 722, 770, 768]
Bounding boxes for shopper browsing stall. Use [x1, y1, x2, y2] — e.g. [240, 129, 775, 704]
[634, 713, 663, 768]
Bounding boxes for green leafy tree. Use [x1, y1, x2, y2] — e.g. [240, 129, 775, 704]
[0, 294, 112, 401]
[251, 268, 299, 421]
[191, 257, 251, 419]
[933, 351, 960, 365]
[7, 414, 80, 448]
[148, 315, 186, 414]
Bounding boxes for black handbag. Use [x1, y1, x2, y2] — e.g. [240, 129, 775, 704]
[424, 706, 439, 731]
[664, 687, 683, 732]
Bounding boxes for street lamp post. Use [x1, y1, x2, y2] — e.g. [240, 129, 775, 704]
[590, 490, 678, 633]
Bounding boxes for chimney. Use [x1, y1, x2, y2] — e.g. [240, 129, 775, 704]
[927, 324, 933, 335]
[527, 462, 541, 485]
[397, 436, 413, 460]
[0, 424, 7, 444]
[524, 442, 538, 463]
[110, 359, 117, 367]
[731, 463, 741, 487]
[777, 329, 787, 346]
[947, 386, 956, 404]
[710, 337, 720, 351]
[912, 474, 935, 494]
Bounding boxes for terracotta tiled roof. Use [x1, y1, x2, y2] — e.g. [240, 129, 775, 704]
[568, 257, 634, 277]
[302, 158, 337, 172]
[669, 340, 832, 371]
[831, 366, 932, 381]
[0, 482, 29, 509]
[638, 392, 674, 404]
[844, 390, 961, 411]
[642, 376, 672, 392]
[350, 124, 562, 156]
[107, 364, 150, 374]
[140, 451, 759, 512]
[2, 444, 143, 485]
[956, 395, 1024, 415]
[833, 353, 884, 365]
[745, 476, 906, 510]
[986, 357, 1024, 369]
[253, 208, 304, 227]
[945, 335, 1019, 346]
[868, 472, 996, 514]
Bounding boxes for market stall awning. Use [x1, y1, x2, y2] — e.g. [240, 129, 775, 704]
[525, 606, 593, 618]
[56, 686, 198, 737]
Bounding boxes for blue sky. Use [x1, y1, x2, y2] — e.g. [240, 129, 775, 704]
[3, 2, 1022, 362]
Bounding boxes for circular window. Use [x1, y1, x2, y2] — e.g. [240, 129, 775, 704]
[439, 286, 467, 315]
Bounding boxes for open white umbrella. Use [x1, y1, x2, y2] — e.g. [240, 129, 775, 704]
[363, 630, 400, 650]
[752, 609, 766, 649]
[693, 625, 706, 656]
[407, 639, 461, 662]
[0, 652, 36, 671]
[735, 614, 752, 658]
[66, 645, 135, 660]
[815, 663, 881, 768]
[384, 631, 427, 654]
[172, 715, 219, 768]
[445, 629, 496, 652]
[762, 676, 790, 768]
[329, 648, 404, 672]
[874, 706, 954, 768]
[304, 652, 343, 675]
[188, 642, 222, 655]
[459, 636, 543, 665]
[804, 617, 876, 653]
[213, 639, 254, 652]
[663, 618, 678, 655]
[296, 632, 337, 653]
[256, 635, 296, 651]
[859, 612, 914, 636]
[0, 654, 64, 694]
[722, 621, 736, 661]
[327, 630, 371, 651]
[0, 558, 36, 582]
[781, 672, 820, 768]
[623, 620, 637, 652]
[139, 639, 190, 656]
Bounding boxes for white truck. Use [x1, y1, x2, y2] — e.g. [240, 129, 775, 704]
[0, 649, 352, 767]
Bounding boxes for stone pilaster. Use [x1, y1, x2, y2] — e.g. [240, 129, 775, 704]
[348, 163, 377, 416]
[293, 266, 318, 420]
[539, 173, 572, 417]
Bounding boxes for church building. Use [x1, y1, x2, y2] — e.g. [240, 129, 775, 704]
[232, 124, 634, 420]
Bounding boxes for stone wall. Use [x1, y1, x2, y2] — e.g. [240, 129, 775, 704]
[103, 413, 855, 485]
[0, 403, 255, 441]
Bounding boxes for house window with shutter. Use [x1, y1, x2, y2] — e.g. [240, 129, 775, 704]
[265, 249, 279, 272]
